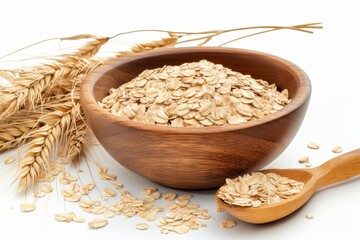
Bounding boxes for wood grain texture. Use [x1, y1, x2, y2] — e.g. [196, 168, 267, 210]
[80, 47, 311, 190]
[215, 148, 360, 224]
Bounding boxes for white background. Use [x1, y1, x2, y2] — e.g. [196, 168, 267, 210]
[1, 0, 360, 239]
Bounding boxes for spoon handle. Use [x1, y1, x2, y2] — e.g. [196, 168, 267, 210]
[313, 148, 360, 189]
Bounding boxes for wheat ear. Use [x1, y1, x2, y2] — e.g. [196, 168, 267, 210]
[115, 35, 180, 58]
[70, 37, 109, 58]
[17, 100, 80, 191]
[65, 116, 87, 162]
[0, 57, 102, 121]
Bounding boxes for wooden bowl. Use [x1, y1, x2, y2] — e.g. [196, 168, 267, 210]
[80, 47, 311, 190]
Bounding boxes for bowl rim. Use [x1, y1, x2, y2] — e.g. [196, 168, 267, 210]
[80, 46, 311, 134]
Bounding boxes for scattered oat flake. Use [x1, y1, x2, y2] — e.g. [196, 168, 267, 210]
[64, 192, 82, 202]
[136, 222, 149, 230]
[103, 188, 116, 197]
[298, 156, 309, 163]
[88, 218, 108, 229]
[62, 189, 74, 197]
[332, 146, 343, 153]
[163, 192, 177, 201]
[305, 214, 313, 219]
[216, 205, 224, 212]
[145, 213, 157, 221]
[86, 183, 96, 190]
[55, 214, 68, 222]
[40, 183, 53, 193]
[92, 200, 101, 206]
[92, 206, 107, 215]
[307, 143, 319, 149]
[173, 225, 190, 234]
[71, 183, 80, 192]
[59, 214, 72, 222]
[99, 171, 117, 181]
[177, 194, 193, 200]
[80, 187, 89, 195]
[3, 156, 15, 164]
[103, 210, 115, 218]
[73, 215, 85, 223]
[221, 219, 237, 229]
[20, 203, 36, 212]
[113, 183, 124, 189]
[160, 228, 169, 234]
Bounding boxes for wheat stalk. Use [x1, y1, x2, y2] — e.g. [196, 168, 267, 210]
[109, 23, 322, 47]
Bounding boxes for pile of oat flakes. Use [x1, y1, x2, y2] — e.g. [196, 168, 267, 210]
[217, 172, 305, 207]
[99, 60, 291, 127]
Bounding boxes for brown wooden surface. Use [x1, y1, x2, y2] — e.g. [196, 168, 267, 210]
[80, 47, 311, 190]
[215, 148, 360, 224]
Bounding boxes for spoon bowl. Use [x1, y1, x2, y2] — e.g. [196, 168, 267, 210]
[215, 148, 360, 224]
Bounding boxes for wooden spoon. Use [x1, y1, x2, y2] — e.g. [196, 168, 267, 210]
[215, 148, 360, 224]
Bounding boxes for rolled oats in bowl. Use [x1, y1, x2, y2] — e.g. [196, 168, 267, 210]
[99, 60, 291, 127]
